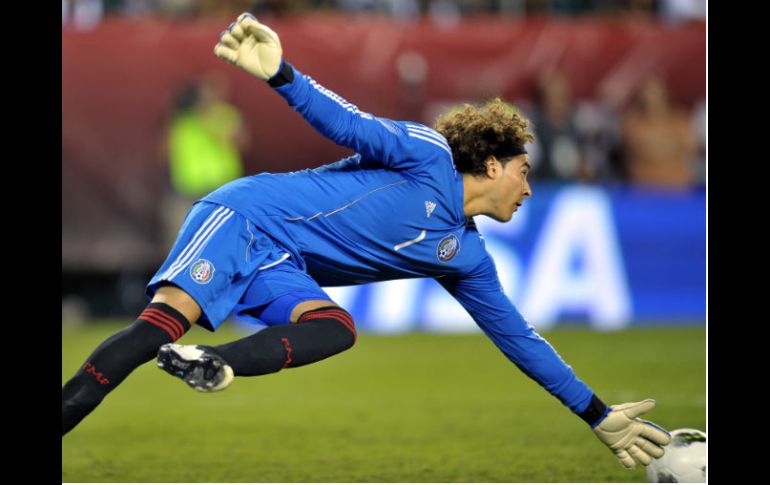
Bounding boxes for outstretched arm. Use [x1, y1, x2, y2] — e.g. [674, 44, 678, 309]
[437, 255, 671, 469]
[213, 13, 452, 176]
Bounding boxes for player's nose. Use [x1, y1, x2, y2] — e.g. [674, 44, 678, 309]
[524, 181, 532, 198]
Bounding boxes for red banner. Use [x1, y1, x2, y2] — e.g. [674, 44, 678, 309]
[62, 15, 706, 269]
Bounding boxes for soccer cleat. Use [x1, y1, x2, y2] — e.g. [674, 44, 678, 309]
[157, 344, 234, 392]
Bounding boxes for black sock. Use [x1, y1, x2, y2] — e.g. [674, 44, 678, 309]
[62, 303, 191, 436]
[208, 306, 356, 376]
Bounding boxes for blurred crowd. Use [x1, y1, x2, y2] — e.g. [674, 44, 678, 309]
[64, 0, 706, 24]
[516, 69, 705, 188]
[156, 64, 705, 189]
[63, 0, 706, 190]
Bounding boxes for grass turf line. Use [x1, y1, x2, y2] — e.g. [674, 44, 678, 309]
[62, 323, 706, 482]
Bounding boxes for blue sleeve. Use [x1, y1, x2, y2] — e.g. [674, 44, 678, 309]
[436, 255, 595, 415]
[272, 63, 454, 177]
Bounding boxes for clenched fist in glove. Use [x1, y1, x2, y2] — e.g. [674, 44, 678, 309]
[593, 399, 672, 469]
[214, 13, 283, 81]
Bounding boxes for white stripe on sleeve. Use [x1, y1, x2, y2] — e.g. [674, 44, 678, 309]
[406, 124, 449, 144]
[407, 132, 453, 157]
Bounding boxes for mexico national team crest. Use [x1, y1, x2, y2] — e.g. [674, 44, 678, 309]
[436, 234, 460, 263]
[190, 259, 215, 284]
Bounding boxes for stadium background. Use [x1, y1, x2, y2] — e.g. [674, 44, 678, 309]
[62, 1, 706, 482]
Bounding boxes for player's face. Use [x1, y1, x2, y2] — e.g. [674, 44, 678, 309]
[489, 155, 532, 222]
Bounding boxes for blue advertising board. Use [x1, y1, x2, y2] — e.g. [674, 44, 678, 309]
[238, 183, 706, 332]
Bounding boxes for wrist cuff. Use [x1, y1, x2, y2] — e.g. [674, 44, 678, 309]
[268, 60, 294, 87]
[579, 394, 610, 428]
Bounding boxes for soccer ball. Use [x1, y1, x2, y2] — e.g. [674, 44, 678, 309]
[646, 428, 706, 483]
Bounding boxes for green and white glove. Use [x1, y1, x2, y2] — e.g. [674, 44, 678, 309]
[214, 13, 283, 81]
[593, 399, 672, 469]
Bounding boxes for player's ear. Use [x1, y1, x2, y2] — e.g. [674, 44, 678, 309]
[484, 156, 501, 180]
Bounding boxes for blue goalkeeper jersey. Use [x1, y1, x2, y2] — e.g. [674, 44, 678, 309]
[202, 64, 594, 416]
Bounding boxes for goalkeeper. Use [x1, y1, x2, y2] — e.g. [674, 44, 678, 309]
[62, 13, 671, 470]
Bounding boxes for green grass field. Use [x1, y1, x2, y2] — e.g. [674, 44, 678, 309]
[62, 323, 706, 483]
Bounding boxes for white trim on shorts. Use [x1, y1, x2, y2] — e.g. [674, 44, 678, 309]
[258, 253, 291, 270]
[161, 206, 235, 281]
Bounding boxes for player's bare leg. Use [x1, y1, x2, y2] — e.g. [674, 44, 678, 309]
[62, 285, 200, 436]
[148, 285, 202, 323]
[157, 299, 356, 391]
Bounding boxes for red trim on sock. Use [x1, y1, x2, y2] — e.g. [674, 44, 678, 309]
[298, 308, 350, 322]
[303, 309, 354, 328]
[299, 309, 354, 327]
[139, 313, 179, 340]
[299, 309, 347, 326]
[281, 337, 293, 368]
[143, 308, 185, 338]
[298, 309, 357, 340]
[83, 362, 111, 385]
[322, 311, 356, 335]
[140, 310, 176, 334]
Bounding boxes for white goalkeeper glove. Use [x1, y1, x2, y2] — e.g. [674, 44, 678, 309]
[592, 399, 672, 469]
[214, 13, 283, 81]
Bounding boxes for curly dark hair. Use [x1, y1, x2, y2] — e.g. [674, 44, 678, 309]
[434, 98, 535, 176]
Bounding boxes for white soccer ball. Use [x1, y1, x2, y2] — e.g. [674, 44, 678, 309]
[646, 428, 706, 483]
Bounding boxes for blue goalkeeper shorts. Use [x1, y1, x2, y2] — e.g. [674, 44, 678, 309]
[146, 201, 333, 331]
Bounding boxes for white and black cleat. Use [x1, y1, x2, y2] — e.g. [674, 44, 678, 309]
[157, 344, 234, 392]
